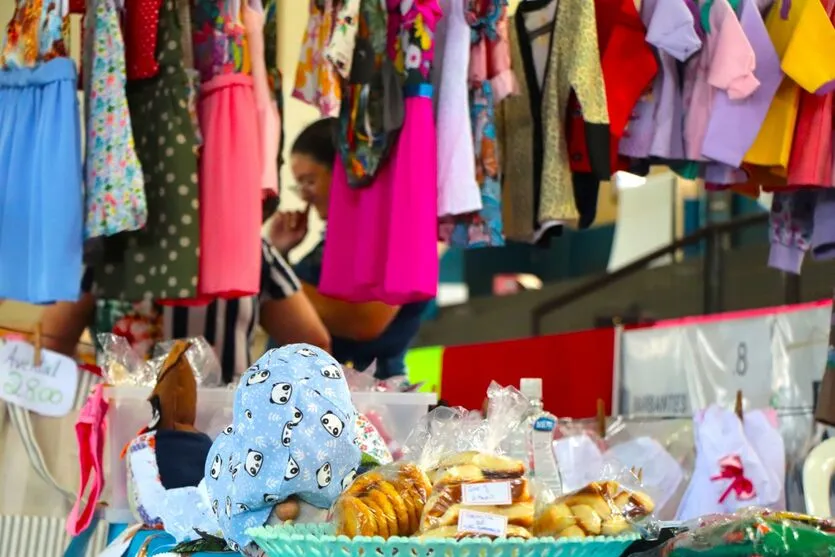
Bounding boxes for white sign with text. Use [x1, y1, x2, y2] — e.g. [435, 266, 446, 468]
[620, 303, 830, 415]
[462, 482, 512, 506]
[0, 340, 79, 417]
[457, 510, 508, 537]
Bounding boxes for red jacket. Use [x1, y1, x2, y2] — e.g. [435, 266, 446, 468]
[567, 0, 658, 177]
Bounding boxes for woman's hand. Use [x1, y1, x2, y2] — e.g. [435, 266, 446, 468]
[269, 204, 311, 255]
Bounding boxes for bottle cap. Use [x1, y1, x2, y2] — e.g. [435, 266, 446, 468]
[520, 378, 542, 400]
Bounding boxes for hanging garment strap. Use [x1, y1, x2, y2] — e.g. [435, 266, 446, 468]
[5, 365, 103, 503]
[67, 384, 109, 536]
[8, 403, 77, 501]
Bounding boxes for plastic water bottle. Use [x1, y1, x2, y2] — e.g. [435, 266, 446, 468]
[513, 378, 562, 494]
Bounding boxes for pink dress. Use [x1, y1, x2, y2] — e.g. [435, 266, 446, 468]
[193, 0, 262, 299]
[244, 1, 280, 199]
[319, 0, 441, 305]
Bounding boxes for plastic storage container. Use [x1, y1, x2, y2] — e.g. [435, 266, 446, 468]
[103, 386, 436, 523]
[103, 385, 235, 523]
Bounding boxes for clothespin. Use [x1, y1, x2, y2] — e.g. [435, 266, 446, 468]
[734, 389, 744, 422]
[596, 398, 607, 438]
[32, 323, 42, 368]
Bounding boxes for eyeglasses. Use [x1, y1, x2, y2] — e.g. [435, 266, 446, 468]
[287, 184, 311, 197]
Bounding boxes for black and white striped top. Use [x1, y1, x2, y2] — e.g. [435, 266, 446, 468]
[85, 239, 300, 381]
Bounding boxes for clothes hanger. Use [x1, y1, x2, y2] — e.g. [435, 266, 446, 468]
[701, 0, 741, 33]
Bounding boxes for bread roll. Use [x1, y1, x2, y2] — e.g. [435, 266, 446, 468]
[534, 481, 655, 539]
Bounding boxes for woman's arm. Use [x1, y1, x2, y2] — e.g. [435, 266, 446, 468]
[259, 241, 331, 351]
[40, 293, 97, 356]
[301, 282, 399, 342]
[260, 291, 331, 352]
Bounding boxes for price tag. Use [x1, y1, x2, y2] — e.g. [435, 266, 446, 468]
[0, 340, 79, 417]
[457, 510, 508, 537]
[462, 482, 512, 506]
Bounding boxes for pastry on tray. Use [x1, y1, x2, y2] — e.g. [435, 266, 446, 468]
[534, 481, 655, 539]
[420, 451, 534, 539]
[333, 463, 432, 538]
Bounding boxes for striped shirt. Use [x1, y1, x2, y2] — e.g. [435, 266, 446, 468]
[85, 239, 300, 381]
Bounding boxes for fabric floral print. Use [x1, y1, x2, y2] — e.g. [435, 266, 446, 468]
[441, 83, 504, 248]
[392, 0, 441, 86]
[0, 0, 71, 69]
[335, 0, 396, 188]
[192, 0, 249, 82]
[324, 0, 360, 78]
[293, 0, 341, 117]
[83, 0, 147, 239]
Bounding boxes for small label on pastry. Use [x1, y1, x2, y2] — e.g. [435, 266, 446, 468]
[462, 481, 513, 506]
[457, 510, 508, 537]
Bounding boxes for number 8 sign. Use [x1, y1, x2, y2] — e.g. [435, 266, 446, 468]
[0, 340, 79, 417]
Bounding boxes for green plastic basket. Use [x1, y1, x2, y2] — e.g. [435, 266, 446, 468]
[248, 523, 640, 557]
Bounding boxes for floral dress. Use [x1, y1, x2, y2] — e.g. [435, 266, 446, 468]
[440, 0, 513, 248]
[82, 0, 147, 239]
[293, 0, 341, 117]
[94, 0, 202, 301]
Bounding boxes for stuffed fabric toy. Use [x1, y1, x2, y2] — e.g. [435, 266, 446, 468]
[204, 343, 362, 553]
[125, 340, 214, 526]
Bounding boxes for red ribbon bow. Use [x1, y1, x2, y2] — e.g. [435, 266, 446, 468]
[711, 454, 757, 504]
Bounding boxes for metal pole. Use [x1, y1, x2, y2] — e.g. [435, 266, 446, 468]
[702, 191, 727, 314]
[702, 228, 724, 314]
[782, 272, 801, 305]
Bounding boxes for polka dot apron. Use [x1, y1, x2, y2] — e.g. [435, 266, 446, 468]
[94, 0, 201, 302]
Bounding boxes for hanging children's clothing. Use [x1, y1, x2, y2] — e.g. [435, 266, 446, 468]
[700, 0, 782, 169]
[244, 0, 280, 200]
[124, 0, 163, 80]
[498, 0, 608, 235]
[743, 0, 835, 179]
[83, 0, 147, 240]
[325, 0, 361, 79]
[442, 0, 516, 248]
[332, 0, 403, 189]
[95, 0, 201, 301]
[320, 0, 441, 305]
[294, 0, 341, 117]
[681, 0, 759, 162]
[0, 0, 83, 304]
[263, 0, 284, 196]
[435, 0, 481, 219]
[676, 405, 785, 520]
[193, 0, 262, 300]
[567, 0, 658, 179]
[784, 0, 835, 188]
[617, 0, 700, 161]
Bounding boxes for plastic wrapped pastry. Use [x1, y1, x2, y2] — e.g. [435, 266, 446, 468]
[421, 451, 534, 536]
[534, 480, 655, 539]
[407, 383, 532, 540]
[332, 462, 432, 538]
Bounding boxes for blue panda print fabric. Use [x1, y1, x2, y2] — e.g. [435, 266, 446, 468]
[204, 344, 361, 551]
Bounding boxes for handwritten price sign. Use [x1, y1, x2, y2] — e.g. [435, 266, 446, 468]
[0, 340, 79, 417]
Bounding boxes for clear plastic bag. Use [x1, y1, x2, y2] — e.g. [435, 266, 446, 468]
[98, 333, 155, 385]
[533, 465, 659, 540]
[331, 462, 433, 538]
[153, 337, 223, 387]
[406, 383, 533, 540]
[99, 333, 223, 387]
[644, 509, 835, 556]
